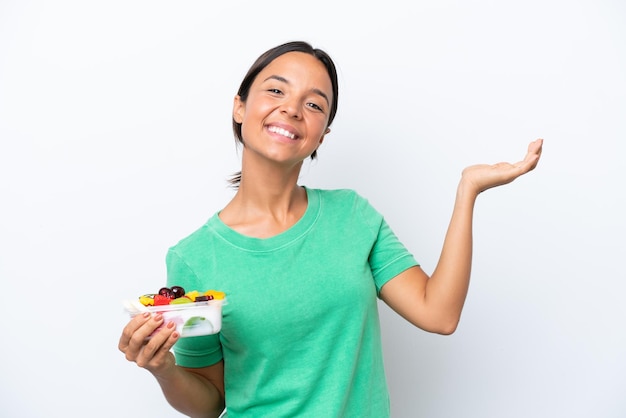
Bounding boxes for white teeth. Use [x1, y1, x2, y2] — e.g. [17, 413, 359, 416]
[268, 126, 296, 139]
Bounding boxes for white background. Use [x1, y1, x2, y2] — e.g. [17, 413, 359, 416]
[1, 1, 625, 417]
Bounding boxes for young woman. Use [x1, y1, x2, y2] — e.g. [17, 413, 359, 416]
[119, 41, 543, 418]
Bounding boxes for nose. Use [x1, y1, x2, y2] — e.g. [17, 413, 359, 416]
[280, 98, 302, 119]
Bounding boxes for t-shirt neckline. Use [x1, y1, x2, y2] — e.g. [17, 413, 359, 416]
[209, 186, 320, 252]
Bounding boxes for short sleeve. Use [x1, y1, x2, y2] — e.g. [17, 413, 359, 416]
[354, 195, 419, 294]
[369, 217, 419, 294]
[166, 248, 224, 368]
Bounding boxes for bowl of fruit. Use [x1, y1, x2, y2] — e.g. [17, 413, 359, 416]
[124, 286, 226, 338]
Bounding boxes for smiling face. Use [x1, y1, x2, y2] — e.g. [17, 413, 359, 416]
[232, 51, 334, 169]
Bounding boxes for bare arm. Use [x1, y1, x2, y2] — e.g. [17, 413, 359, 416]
[156, 361, 225, 418]
[380, 139, 543, 334]
[119, 313, 225, 418]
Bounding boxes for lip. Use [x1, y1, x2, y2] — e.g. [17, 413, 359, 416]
[266, 122, 300, 141]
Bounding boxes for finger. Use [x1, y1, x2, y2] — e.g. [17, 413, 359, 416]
[136, 321, 179, 368]
[140, 321, 176, 358]
[514, 139, 543, 172]
[118, 312, 152, 352]
[124, 314, 165, 359]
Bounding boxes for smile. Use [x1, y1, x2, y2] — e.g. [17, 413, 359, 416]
[268, 125, 297, 140]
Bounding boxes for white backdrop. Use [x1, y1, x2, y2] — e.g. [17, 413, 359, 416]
[1, 1, 625, 417]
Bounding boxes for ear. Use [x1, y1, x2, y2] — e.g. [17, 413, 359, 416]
[233, 95, 245, 123]
[318, 127, 330, 145]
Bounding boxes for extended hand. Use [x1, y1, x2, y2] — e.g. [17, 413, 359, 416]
[461, 138, 543, 195]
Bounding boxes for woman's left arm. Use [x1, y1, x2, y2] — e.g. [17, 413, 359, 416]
[379, 139, 543, 335]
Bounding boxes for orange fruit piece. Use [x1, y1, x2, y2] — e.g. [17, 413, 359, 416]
[204, 290, 225, 300]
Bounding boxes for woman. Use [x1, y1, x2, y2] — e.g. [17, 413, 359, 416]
[119, 41, 543, 418]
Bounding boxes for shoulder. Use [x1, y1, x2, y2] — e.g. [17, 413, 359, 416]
[308, 187, 370, 206]
[167, 214, 218, 256]
[307, 187, 382, 225]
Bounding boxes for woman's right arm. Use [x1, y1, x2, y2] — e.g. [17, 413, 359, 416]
[119, 312, 225, 418]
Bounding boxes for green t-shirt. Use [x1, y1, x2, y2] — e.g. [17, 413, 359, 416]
[167, 187, 418, 417]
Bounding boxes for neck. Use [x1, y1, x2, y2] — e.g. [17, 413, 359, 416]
[236, 176, 304, 213]
[219, 155, 309, 237]
[236, 149, 306, 210]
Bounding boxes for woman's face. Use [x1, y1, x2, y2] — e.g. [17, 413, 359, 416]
[233, 51, 333, 167]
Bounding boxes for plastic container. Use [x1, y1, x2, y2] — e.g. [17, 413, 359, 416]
[124, 299, 226, 338]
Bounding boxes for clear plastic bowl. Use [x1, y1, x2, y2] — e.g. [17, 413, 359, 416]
[125, 299, 225, 338]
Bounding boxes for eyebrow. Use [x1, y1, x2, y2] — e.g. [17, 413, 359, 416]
[263, 75, 330, 106]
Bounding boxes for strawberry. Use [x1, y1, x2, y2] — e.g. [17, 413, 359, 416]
[153, 294, 172, 306]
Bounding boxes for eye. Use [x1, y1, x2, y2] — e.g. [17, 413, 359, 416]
[267, 88, 283, 94]
[306, 102, 324, 112]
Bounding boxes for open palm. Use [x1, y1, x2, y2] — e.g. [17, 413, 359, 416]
[461, 138, 543, 194]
